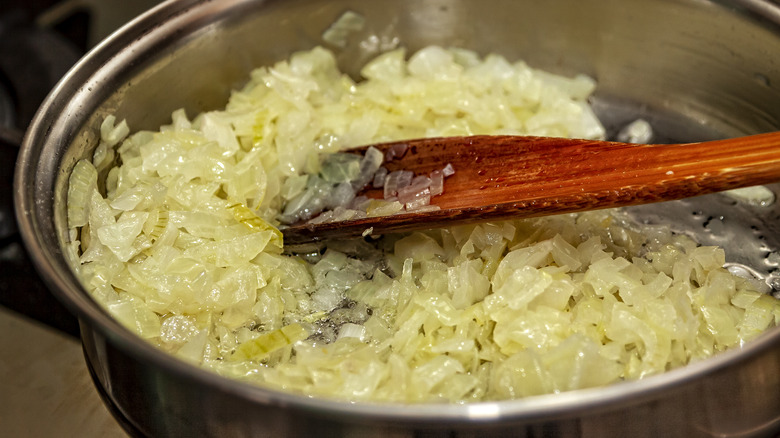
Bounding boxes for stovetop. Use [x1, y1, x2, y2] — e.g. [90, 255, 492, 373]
[0, 1, 159, 436]
[0, 3, 83, 337]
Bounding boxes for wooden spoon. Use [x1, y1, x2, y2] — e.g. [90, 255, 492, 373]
[281, 132, 780, 245]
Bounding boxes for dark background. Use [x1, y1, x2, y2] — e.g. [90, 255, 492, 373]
[0, 0, 159, 337]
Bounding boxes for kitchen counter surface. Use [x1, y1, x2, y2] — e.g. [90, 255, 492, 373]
[0, 306, 126, 437]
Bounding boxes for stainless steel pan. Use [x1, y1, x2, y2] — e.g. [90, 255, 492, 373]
[15, 0, 780, 436]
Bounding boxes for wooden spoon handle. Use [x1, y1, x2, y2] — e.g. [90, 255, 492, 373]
[282, 132, 780, 245]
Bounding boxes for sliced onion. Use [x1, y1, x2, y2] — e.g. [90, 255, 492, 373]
[372, 167, 388, 188]
[326, 182, 357, 210]
[351, 146, 384, 190]
[404, 193, 431, 210]
[383, 170, 413, 198]
[397, 176, 431, 204]
[430, 170, 444, 196]
[385, 143, 409, 162]
[67, 159, 99, 228]
[616, 118, 653, 144]
[337, 323, 367, 341]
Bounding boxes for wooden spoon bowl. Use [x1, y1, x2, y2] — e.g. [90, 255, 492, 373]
[282, 132, 780, 245]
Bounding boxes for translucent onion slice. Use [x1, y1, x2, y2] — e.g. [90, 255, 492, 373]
[227, 203, 283, 250]
[429, 170, 444, 196]
[351, 146, 384, 190]
[231, 323, 309, 361]
[373, 167, 388, 188]
[383, 170, 414, 199]
[397, 175, 432, 204]
[67, 159, 99, 228]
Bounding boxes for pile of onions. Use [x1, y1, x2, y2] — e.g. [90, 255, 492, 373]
[66, 45, 780, 403]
